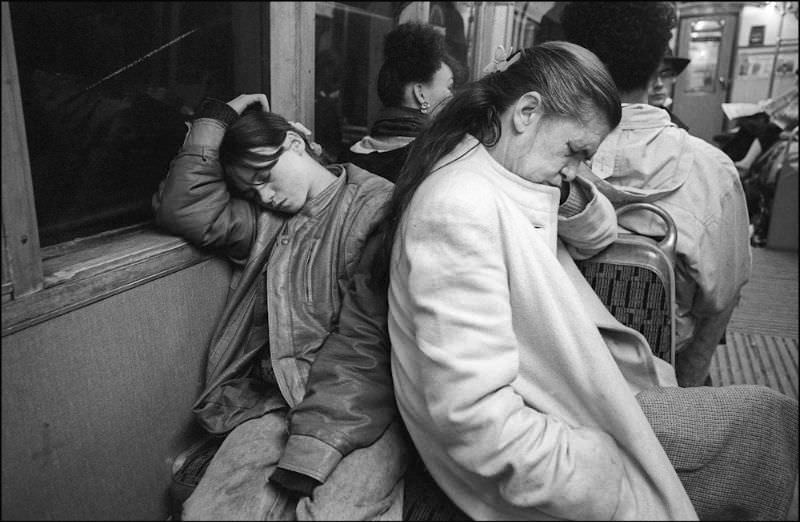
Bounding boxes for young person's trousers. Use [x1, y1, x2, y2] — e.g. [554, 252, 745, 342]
[183, 410, 408, 520]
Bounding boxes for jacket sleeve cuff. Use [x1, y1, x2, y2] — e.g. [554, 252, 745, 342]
[269, 467, 321, 497]
[276, 434, 344, 483]
[195, 98, 239, 127]
[559, 178, 592, 217]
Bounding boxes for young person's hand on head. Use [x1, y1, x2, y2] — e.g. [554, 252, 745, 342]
[226, 93, 270, 115]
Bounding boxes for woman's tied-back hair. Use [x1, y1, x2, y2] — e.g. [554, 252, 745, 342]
[377, 22, 450, 108]
[220, 109, 319, 169]
[373, 40, 621, 287]
[561, 1, 678, 93]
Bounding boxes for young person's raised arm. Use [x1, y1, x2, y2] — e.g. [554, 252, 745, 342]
[152, 95, 269, 263]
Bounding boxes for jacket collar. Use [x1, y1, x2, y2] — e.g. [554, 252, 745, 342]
[445, 135, 561, 251]
[296, 164, 345, 218]
[349, 135, 414, 154]
[463, 135, 560, 212]
[350, 106, 428, 154]
[588, 104, 693, 204]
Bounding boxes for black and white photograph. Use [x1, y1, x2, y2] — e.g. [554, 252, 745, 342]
[2, 2, 797, 520]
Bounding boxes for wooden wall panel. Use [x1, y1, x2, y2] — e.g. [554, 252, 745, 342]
[1, 258, 231, 520]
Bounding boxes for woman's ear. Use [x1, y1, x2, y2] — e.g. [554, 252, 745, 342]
[412, 83, 426, 106]
[283, 130, 305, 152]
[512, 91, 542, 133]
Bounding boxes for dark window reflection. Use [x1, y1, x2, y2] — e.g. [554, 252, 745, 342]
[315, 2, 397, 162]
[10, 1, 236, 246]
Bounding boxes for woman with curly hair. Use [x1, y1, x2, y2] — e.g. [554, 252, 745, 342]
[341, 22, 455, 182]
[562, 1, 752, 390]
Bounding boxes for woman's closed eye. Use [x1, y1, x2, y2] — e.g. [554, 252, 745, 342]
[567, 144, 586, 160]
[248, 159, 280, 186]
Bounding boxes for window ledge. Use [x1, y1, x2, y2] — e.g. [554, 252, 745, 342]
[2, 223, 214, 337]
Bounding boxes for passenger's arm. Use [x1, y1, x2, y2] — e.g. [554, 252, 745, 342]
[677, 177, 751, 372]
[152, 96, 269, 263]
[686, 167, 752, 318]
[558, 174, 618, 259]
[734, 138, 762, 174]
[401, 175, 627, 520]
[270, 224, 396, 494]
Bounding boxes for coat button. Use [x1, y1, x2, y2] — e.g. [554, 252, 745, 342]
[281, 237, 289, 245]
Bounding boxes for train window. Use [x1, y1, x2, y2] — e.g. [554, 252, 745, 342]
[8, 2, 240, 247]
[429, 1, 474, 84]
[314, 2, 398, 161]
[314, 2, 476, 162]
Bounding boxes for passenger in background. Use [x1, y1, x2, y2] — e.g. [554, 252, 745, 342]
[153, 94, 407, 520]
[648, 48, 690, 130]
[314, 49, 345, 164]
[727, 74, 798, 246]
[380, 39, 797, 521]
[340, 22, 454, 182]
[562, 1, 752, 389]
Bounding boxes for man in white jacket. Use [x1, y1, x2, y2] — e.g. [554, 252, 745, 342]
[562, 1, 752, 388]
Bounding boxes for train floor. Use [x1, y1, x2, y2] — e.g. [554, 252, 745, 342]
[708, 245, 798, 521]
[709, 246, 798, 398]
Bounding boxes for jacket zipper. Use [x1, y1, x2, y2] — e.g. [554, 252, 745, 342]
[304, 239, 319, 302]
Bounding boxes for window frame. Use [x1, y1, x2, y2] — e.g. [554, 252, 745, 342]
[1, 1, 314, 336]
[2, 0, 508, 336]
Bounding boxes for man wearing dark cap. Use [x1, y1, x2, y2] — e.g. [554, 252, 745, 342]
[648, 49, 691, 130]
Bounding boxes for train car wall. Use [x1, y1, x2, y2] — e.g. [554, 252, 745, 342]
[1, 257, 231, 520]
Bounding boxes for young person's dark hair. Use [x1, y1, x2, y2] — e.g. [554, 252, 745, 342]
[376, 21, 452, 108]
[220, 110, 320, 168]
[374, 41, 621, 286]
[561, 1, 677, 92]
[343, 22, 456, 182]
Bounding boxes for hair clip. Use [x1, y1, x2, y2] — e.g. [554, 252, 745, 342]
[482, 45, 522, 75]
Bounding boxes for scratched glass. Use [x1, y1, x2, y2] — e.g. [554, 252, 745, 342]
[8, 2, 242, 246]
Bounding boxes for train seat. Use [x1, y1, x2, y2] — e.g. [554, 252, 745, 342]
[575, 202, 678, 365]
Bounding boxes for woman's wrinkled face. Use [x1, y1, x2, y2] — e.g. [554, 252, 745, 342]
[516, 113, 610, 187]
[423, 62, 454, 115]
[227, 138, 312, 214]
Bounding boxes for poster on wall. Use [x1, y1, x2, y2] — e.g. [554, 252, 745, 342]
[748, 25, 765, 46]
[775, 54, 796, 76]
[738, 54, 774, 78]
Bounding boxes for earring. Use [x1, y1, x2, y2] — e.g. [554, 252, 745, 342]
[420, 100, 430, 114]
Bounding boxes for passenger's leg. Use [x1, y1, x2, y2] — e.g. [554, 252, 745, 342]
[675, 300, 737, 387]
[637, 385, 799, 520]
[182, 410, 296, 521]
[296, 418, 410, 521]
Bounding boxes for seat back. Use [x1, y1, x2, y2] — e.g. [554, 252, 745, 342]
[575, 202, 678, 365]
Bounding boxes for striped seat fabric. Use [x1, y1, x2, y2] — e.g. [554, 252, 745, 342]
[576, 202, 678, 364]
